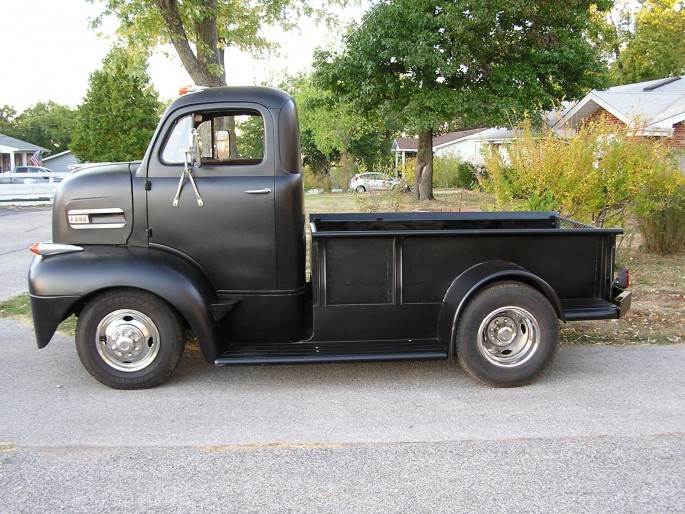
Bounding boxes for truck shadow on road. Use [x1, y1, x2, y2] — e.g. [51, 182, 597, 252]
[170, 344, 522, 391]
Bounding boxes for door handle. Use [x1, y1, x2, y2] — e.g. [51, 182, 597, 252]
[244, 188, 272, 194]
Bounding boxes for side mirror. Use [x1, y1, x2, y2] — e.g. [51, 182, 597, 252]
[216, 130, 230, 160]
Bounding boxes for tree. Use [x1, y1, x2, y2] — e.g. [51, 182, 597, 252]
[0, 105, 18, 135]
[0, 103, 76, 155]
[317, 0, 611, 200]
[12, 102, 77, 154]
[91, 0, 343, 87]
[282, 73, 397, 189]
[71, 48, 161, 162]
[588, 0, 685, 84]
[613, 0, 685, 82]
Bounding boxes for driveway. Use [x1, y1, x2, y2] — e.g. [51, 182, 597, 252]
[1, 208, 683, 512]
[0, 207, 52, 301]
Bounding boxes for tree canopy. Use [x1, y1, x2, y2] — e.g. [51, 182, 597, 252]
[90, 0, 344, 86]
[614, 0, 685, 82]
[588, 0, 685, 84]
[316, 0, 611, 199]
[287, 73, 396, 183]
[70, 48, 161, 162]
[0, 102, 76, 155]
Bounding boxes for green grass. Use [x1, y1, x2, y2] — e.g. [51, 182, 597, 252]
[0, 293, 77, 336]
[0, 293, 31, 318]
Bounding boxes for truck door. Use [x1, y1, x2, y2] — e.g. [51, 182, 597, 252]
[145, 105, 277, 292]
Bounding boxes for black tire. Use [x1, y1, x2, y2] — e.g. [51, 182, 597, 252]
[456, 281, 558, 387]
[355, 185, 366, 193]
[75, 289, 184, 389]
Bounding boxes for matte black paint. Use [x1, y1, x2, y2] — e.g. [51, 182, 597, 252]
[308, 212, 626, 356]
[29, 246, 218, 362]
[29, 86, 630, 372]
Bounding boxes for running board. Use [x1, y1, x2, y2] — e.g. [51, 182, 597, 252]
[215, 339, 447, 366]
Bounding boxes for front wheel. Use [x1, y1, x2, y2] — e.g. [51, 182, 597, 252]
[76, 289, 184, 389]
[456, 281, 558, 387]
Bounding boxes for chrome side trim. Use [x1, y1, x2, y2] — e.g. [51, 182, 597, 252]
[68, 208, 126, 230]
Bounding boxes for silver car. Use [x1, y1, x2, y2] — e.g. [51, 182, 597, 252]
[0, 166, 62, 184]
[349, 172, 400, 193]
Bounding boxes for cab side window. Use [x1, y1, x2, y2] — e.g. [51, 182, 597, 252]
[161, 111, 264, 166]
[161, 116, 193, 164]
[196, 112, 264, 164]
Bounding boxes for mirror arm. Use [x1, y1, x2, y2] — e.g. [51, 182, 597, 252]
[172, 128, 204, 207]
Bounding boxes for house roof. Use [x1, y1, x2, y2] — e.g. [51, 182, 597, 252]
[392, 128, 514, 152]
[42, 150, 73, 161]
[433, 129, 483, 149]
[0, 133, 47, 153]
[553, 76, 685, 136]
[392, 137, 419, 152]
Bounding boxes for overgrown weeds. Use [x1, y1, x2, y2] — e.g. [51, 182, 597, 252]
[480, 118, 685, 252]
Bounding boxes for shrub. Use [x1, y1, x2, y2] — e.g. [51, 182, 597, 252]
[303, 166, 329, 191]
[433, 155, 477, 189]
[633, 182, 685, 254]
[480, 119, 683, 232]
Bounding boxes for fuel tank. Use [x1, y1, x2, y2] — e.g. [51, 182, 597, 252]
[52, 162, 136, 245]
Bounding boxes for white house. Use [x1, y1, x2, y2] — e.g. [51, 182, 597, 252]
[392, 127, 514, 168]
[0, 133, 47, 172]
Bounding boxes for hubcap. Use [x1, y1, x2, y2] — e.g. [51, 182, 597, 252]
[477, 306, 540, 367]
[95, 310, 160, 372]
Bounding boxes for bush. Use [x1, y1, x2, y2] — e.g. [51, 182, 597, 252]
[634, 183, 685, 254]
[480, 119, 684, 232]
[303, 166, 329, 191]
[433, 155, 477, 189]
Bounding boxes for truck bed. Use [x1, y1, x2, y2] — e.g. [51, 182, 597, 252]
[308, 211, 623, 343]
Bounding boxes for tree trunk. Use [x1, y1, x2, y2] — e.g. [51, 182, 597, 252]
[153, 0, 226, 86]
[413, 130, 435, 201]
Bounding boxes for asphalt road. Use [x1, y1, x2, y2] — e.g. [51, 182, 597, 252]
[0, 207, 52, 302]
[1, 207, 684, 513]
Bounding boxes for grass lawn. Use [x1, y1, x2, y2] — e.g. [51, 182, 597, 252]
[2, 189, 682, 346]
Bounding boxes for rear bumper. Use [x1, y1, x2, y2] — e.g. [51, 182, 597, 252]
[561, 289, 631, 321]
[614, 289, 632, 319]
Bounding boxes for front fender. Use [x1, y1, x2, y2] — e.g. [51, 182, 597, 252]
[29, 245, 219, 362]
[437, 260, 564, 358]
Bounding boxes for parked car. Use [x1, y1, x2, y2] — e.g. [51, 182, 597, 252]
[349, 172, 400, 193]
[0, 166, 62, 184]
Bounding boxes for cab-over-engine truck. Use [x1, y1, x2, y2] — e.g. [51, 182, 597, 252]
[28, 87, 631, 389]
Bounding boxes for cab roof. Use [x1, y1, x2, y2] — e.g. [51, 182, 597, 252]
[169, 86, 294, 111]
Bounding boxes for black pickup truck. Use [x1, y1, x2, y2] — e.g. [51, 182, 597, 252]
[28, 86, 631, 389]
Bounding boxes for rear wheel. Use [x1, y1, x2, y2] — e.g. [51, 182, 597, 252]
[76, 289, 184, 389]
[355, 185, 366, 193]
[456, 281, 558, 387]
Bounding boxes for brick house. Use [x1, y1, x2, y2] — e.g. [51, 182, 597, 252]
[553, 76, 685, 160]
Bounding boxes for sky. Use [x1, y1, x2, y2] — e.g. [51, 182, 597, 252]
[0, 0, 364, 113]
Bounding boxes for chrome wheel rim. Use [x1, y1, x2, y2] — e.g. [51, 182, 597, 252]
[95, 310, 160, 372]
[477, 306, 540, 367]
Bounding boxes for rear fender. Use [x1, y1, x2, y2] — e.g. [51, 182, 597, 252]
[437, 261, 564, 359]
[28, 245, 219, 362]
